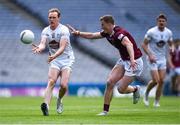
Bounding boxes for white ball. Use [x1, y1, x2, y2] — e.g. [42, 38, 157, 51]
[20, 30, 34, 44]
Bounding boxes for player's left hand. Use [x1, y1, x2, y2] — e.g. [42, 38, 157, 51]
[130, 60, 137, 71]
[48, 55, 56, 64]
[66, 24, 80, 35]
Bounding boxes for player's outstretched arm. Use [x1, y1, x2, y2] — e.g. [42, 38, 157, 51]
[67, 24, 103, 39]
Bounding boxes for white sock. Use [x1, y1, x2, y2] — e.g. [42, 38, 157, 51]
[47, 104, 49, 110]
[57, 97, 62, 103]
[154, 100, 159, 104]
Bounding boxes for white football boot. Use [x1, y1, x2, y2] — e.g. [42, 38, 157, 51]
[153, 101, 160, 108]
[133, 85, 140, 104]
[143, 95, 149, 106]
[57, 98, 64, 114]
[97, 111, 108, 116]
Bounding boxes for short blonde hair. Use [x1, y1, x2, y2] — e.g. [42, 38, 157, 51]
[48, 8, 61, 17]
[100, 15, 115, 24]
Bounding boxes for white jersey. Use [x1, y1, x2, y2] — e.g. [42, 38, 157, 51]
[144, 26, 173, 61]
[41, 24, 74, 60]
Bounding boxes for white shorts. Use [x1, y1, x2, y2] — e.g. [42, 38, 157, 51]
[49, 58, 74, 71]
[147, 59, 166, 70]
[174, 67, 180, 75]
[116, 57, 143, 77]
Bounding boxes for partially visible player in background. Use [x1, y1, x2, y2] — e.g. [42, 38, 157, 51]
[142, 14, 173, 107]
[168, 39, 180, 96]
[32, 8, 74, 116]
[67, 15, 143, 116]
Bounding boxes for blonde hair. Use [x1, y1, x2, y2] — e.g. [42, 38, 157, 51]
[48, 8, 61, 17]
[100, 15, 115, 24]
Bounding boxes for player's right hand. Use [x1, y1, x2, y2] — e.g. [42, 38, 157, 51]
[148, 54, 156, 63]
[66, 24, 80, 35]
[169, 64, 175, 69]
[130, 59, 137, 71]
[32, 44, 41, 54]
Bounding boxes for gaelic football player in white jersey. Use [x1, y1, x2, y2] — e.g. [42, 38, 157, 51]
[142, 14, 173, 107]
[32, 8, 74, 116]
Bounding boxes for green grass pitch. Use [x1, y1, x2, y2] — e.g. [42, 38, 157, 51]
[0, 96, 179, 124]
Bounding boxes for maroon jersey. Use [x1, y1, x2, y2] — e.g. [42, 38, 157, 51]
[170, 47, 180, 67]
[100, 26, 142, 60]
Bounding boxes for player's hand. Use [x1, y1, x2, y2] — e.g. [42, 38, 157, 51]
[48, 55, 56, 64]
[148, 54, 156, 63]
[130, 59, 137, 71]
[169, 64, 175, 69]
[32, 44, 41, 54]
[66, 24, 80, 36]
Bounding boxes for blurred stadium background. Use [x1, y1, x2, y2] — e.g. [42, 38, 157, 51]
[0, 0, 180, 97]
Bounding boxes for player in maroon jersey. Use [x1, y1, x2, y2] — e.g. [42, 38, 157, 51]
[67, 15, 143, 115]
[168, 39, 180, 96]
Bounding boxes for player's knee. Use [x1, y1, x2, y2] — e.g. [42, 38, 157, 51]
[153, 78, 160, 84]
[152, 80, 157, 85]
[118, 86, 125, 94]
[48, 79, 56, 88]
[159, 79, 164, 85]
[106, 79, 115, 89]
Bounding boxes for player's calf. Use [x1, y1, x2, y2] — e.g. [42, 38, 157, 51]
[56, 82, 68, 114]
[117, 86, 127, 94]
[60, 83, 68, 91]
[44, 79, 56, 106]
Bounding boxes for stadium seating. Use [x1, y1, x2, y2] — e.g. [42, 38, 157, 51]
[0, 0, 180, 84]
[0, 1, 110, 84]
[16, 0, 180, 82]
